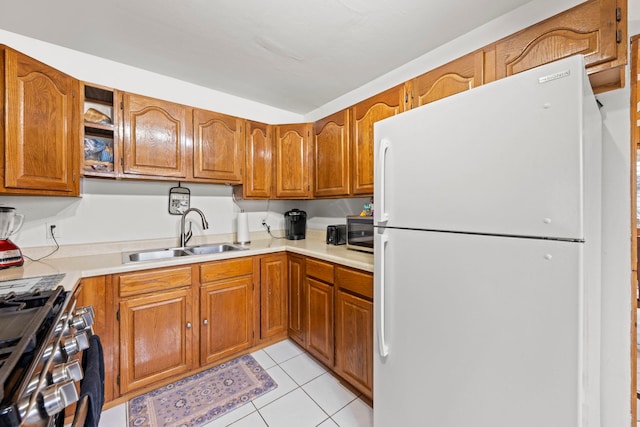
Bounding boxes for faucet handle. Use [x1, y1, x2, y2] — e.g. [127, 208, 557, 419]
[184, 222, 193, 246]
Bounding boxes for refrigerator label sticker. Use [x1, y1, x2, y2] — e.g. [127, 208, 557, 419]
[538, 69, 571, 84]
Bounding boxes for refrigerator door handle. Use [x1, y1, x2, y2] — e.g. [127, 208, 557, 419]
[376, 138, 391, 224]
[376, 232, 390, 357]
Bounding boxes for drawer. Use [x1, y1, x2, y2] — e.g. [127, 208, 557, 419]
[118, 265, 192, 297]
[306, 258, 334, 284]
[335, 266, 373, 299]
[199, 257, 253, 283]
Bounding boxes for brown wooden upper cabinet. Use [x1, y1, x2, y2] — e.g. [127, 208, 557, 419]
[406, 51, 485, 109]
[122, 92, 191, 179]
[82, 84, 119, 178]
[0, 46, 80, 196]
[313, 109, 351, 198]
[274, 123, 312, 199]
[241, 120, 273, 198]
[193, 109, 244, 183]
[350, 85, 405, 196]
[490, 0, 626, 92]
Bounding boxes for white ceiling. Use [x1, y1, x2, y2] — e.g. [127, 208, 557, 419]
[0, 0, 533, 114]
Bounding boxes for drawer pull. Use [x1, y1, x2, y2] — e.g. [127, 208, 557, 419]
[203, 319, 209, 325]
[186, 322, 192, 329]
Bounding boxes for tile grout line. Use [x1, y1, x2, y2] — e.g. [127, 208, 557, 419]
[264, 349, 364, 427]
[256, 350, 336, 426]
[122, 343, 368, 427]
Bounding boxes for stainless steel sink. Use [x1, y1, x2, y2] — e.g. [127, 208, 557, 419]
[186, 243, 248, 255]
[123, 248, 191, 263]
[122, 243, 248, 263]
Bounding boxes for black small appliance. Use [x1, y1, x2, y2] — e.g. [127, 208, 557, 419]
[326, 224, 346, 245]
[284, 209, 306, 240]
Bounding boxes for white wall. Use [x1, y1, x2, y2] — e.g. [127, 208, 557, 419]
[304, 0, 584, 122]
[598, 83, 633, 427]
[3, 180, 368, 249]
[0, 29, 302, 125]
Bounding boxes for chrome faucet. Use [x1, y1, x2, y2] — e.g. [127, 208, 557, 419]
[180, 208, 209, 247]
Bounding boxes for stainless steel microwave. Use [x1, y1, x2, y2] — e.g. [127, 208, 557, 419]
[346, 215, 374, 253]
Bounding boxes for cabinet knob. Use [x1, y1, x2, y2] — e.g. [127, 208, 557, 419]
[186, 322, 192, 329]
[203, 319, 209, 325]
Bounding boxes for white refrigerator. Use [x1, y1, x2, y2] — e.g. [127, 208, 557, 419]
[373, 55, 602, 427]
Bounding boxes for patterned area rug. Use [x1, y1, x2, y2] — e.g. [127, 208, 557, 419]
[128, 354, 277, 427]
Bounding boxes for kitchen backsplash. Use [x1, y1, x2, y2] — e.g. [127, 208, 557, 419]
[2, 179, 368, 252]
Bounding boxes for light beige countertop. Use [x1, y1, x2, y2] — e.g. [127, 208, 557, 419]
[0, 231, 373, 293]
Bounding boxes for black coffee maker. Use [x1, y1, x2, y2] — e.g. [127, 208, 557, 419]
[284, 209, 307, 240]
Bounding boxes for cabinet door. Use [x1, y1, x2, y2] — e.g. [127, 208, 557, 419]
[313, 109, 350, 197]
[200, 276, 253, 365]
[2, 47, 80, 195]
[243, 120, 273, 198]
[306, 277, 334, 367]
[493, 0, 624, 86]
[288, 254, 306, 346]
[274, 123, 312, 199]
[260, 253, 288, 341]
[408, 51, 484, 108]
[335, 290, 373, 399]
[75, 276, 116, 403]
[350, 85, 404, 195]
[119, 287, 193, 393]
[193, 109, 244, 182]
[122, 92, 190, 178]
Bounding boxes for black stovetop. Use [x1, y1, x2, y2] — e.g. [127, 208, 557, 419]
[0, 287, 68, 403]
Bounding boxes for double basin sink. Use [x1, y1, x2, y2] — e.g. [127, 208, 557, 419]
[122, 242, 248, 264]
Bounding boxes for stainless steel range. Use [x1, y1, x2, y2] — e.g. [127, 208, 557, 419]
[0, 275, 96, 426]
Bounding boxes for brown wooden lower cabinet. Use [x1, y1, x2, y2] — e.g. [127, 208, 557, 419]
[305, 258, 335, 367]
[335, 266, 373, 398]
[335, 289, 373, 399]
[78, 252, 371, 404]
[119, 286, 194, 394]
[306, 277, 334, 367]
[198, 257, 255, 364]
[112, 254, 289, 399]
[287, 254, 306, 346]
[75, 276, 117, 403]
[259, 253, 289, 341]
[293, 257, 374, 398]
[200, 276, 253, 364]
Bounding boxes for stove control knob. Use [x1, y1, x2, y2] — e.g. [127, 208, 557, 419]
[40, 380, 79, 416]
[54, 315, 70, 336]
[25, 372, 43, 396]
[17, 394, 44, 424]
[70, 306, 94, 331]
[52, 360, 84, 384]
[74, 306, 95, 319]
[63, 332, 89, 356]
[43, 343, 65, 364]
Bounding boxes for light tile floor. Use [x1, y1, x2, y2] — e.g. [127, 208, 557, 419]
[97, 340, 373, 427]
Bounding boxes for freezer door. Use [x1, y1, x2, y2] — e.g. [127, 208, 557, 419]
[374, 55, 601, 240]
[374, 228, 600, 427]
